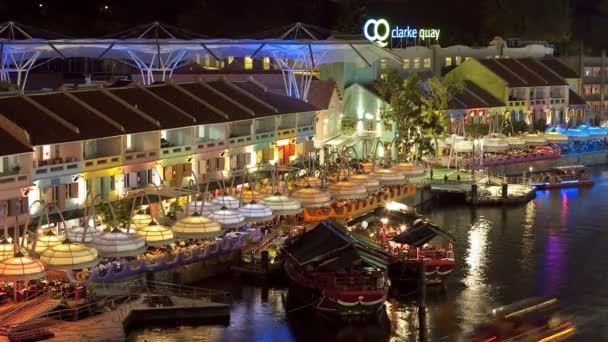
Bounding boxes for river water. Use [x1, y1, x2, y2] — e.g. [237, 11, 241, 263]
[129, 166, 608, 342]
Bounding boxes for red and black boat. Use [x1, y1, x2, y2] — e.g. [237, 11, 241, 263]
[282, 221, 396, 319]
[347, 205, 456, 287]
[529, 165, 594, 190]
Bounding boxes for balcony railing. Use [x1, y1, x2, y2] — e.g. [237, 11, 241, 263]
[197, 139, 226, 153]
[0, 172, 29, 191]
[33, 159, 82, 180]
[277, 128, 296, 139]
[255, 131, 276, 142]
[124, 150, 158, 164]
[549, 97, 566, 105]
[508, 100, 526, 107]
[228, 134, 253, 147]
[529, 99, 547, 105]
[161, 145, 194, 159]
[297, 124, 315, 136]
[83, 155, 122, 171]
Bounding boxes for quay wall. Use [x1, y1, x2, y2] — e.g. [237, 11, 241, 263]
[487, 151, 608, 175]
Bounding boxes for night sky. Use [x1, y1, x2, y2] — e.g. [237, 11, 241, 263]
[0, 0, 606, 52]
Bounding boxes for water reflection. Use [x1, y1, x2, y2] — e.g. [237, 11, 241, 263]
[457, 217, 493, 335]
[520, 201, 535, 273]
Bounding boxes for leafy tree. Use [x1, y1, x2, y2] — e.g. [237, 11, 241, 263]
[533, 119, 548, 132]
[95, 198, 136, 231]
[465, 123, 490, 138]
[503, 120, 529, 135]
[375, 71, 424, 162]
[419, 74, 464, 157]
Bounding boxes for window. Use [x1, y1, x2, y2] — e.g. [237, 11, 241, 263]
[204, 55, 210, 67]
[455, 56, 462, 65]
[585, 67, 592, 76]
[124, 173, 131, 188]
[402, 59, 410, 70]
[379, 58, 388, 70]
[110, 175, 115, 191]
[465, 57, 471, 61]
[413, 58, 420, 69]
[263, 57, 270, 70]
[52, 186, 59, 203]
[86, 179, 91, 195]
[227, 56, 234, 66]
[244, 56, 253, 70]
[423, 58, 431, 69]
[445, 57, 452, 67]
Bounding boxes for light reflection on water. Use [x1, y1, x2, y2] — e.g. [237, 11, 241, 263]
[130, 166, 608, 341]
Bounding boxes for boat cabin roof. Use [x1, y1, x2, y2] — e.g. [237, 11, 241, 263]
[554, 165, 586, 171]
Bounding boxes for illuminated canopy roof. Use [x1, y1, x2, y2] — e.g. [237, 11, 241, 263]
[0, 253, 47, 281]
[172, 213, 222, 239]
[39, 239, 99, 270]
[91, 228, 147, 258]
[0, 38, 400, 68]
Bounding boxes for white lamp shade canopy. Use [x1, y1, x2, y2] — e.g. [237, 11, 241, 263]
[453, 140, 473, 153]
[68, 225, 102, 243]
[211, 195, 241, 209]
[370, 168, 407, 185]
[349, 174, 381, 192]
[39, 239, 99, 270]
[136, 222, 175, 247]
[91, 228, 147, 258]
[260, 194, 302, 215]
[289, 187, 332, 208]
[31, 230, 63, 255]
[481, 137, 510, 152]
[545, 132, 568, 143]
[182, 201, 221, 217]
[0, 253, 47, 281]
[208, 207, 245, 228]
[327, 180, 367, 200]
[524, 134, 548, 146]
[506, 136, 526, 147]
[238, 202, 273, 222]
[172, 213, 222, 239]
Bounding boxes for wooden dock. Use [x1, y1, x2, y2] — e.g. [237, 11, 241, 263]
[45, 295, 229, 341]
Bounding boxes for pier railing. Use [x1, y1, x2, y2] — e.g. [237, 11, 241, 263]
[145, 280, 231, 304]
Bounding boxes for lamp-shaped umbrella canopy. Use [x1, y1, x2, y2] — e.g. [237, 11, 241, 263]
[91, 228, 147, 258]
[208, 206, 245, 228]
[444, 134, 465, 146]
[68, 225, 102, 243]
[131, 212, 153, 229]
[295, 176, 323, 188]
[182, 201, 221, 217]
[506, 136, 526, 147]
[238, 202, 273, 223]
[172, 213, 222, 239]
[0, 252, 47, 281]
[361, 162, 374, 173]
[238, 189, 264, 204]
[481, 137, 510, 152]
[370, 168, 407, 185]
[211, 195, 241, 209]
[523, 134, 548, 146]
[39, 239, 99, 271]
[289, 186, 332, 208]
[391, 163, 426, 176]
[31, 230, 63, 255]
[0, 239, 14, 261]
[136, 221, 174, 247]
[260, 193, 303, 216]
[453, 140, 473, 153]
[349, 174, 381, 192]
[327, 180, 367, 200]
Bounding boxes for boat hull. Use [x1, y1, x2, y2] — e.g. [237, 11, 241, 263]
[389, 259, 455, 286]
[532, 179, 594, 190]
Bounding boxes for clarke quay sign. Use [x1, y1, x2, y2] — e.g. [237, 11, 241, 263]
[363, 18, 440, 47]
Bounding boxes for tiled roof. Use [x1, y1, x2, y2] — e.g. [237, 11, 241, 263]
[235, 82, 319, 113]
[0, 96, 80, 145]
[569, 89, 587, 106]
[109, 87, 197, 129]
[478, 58, 568, 87]
[29, 93, 123, 140]
[0, 78, 318, 149]
[540, 58, 579, 79]
[306, 80, 336, 110]
[0, 128, 32, 156]
[179, 82, 254, 122]
[71, 90, 160, 134]
[448, 80, 505, 110]
[146, 84, 227, 124]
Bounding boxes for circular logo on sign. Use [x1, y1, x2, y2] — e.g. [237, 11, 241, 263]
[363, 19, 390, 47]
